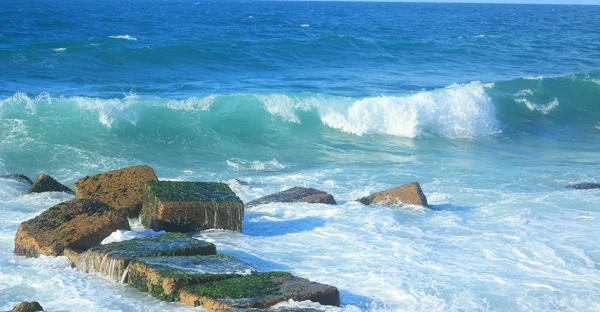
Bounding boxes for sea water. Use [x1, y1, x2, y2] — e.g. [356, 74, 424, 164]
[1, 1, 600, 311]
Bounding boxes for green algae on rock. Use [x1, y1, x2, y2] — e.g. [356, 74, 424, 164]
[72, 233, 216, 282]
[127, 255, 257, 301]
[28, 173, 74, 194]
[74, 165, 158, 217]
[179, 272, 340, 310]
[246, 187, 337, 207]
[14, 199, 130, 257]
[141, 181, 244, 232]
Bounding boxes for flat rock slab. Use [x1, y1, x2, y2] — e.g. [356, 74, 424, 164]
[141, 181, 244, 232]
[28, 174, 73, 194]
[127, 255, 257, 301]
[357, 182, 428, 208]
[180, 272, 340, 310]
[73, 233, 216, 282]
[74, 165, 158, 216]
[1, 174, 33, 185]
[567, 182, 600, 190]
[14, 199, 130, 257]
[246, 187, 336, 207]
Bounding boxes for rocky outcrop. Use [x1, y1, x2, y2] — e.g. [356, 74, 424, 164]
[14, 199, 130, 257]
[0, 174, 33, 185]
[357, 182, 429, 208]
[179, 271, 340, 309]
[11, 302, 44, 312]
[74, 165, 158, 217]
[568, 182, 600, 190]
[71, 233, 216, 282]
[127, 255, 257, 301]
[246, 187, 336, 207]
[141, 181, 244, 232]
[28, 174, 74, 194]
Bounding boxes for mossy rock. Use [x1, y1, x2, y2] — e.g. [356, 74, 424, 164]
[74, 165, 158, 217]
[75, 233, 216, 282]
[28, 174, 73, 194]
[179, 272, 340, 310]
[14, 199, 130, 257]
[141, 181, 244, 232]
[128, 255, 257, 301]
[11, 301, 44, 311]
[246, 187, 336, 207]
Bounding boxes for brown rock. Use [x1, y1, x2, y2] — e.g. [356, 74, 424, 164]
[11, 302, 44, 312]
[246, 187, 336, 207]
[1, 174, 33, 185]
[14, 199, 130, 257]
[74, 165, 158, 216]
[357, 182, 429, 208]
[74, 233, 216, 282]
[179, 272, 340, 310]
[141, 181, 244, 232]
[28, 174, 73, 194]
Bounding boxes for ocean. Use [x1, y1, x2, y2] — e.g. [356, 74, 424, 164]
[1, 0, 600, 311]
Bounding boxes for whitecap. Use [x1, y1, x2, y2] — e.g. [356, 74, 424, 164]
[300, 24, 310, 27]
[109, 35, 137, 41]
[226, 158, 286, 172]
[52, 47, 67, 52]
[166, 95, 215, 111]
[515, 98, 559, 114]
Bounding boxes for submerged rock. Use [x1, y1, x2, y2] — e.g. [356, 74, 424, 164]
[128, 254, 257, 301]
[11, 302, 44, 312]
[71, 233, 216, 282]
[357, 182, 429, 208]
[141, 181, 244, 232]
[14, 199, 130, 257]
[0, 174, 33, 185]
[246, 187, 336, 207]
[28, 174, 74, 194]
[567, 182, 600, 190]
[74, 165, 158, 217]
[179, 271, 340, 310]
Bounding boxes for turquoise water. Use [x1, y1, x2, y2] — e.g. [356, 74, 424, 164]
[1, 1, 600, 311]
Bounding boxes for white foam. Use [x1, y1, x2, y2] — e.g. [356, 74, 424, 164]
[226, 158, 286, 172]
[515, 97, 559, 114]
[52, 47, 67, 52]
[516, 89, 534, 96]
[100, 229, 165, 245]
[320, 82, 499, 138]
[255, 94, 319, 124]
[109, 35, 137, 41]
[166, 95, 215, 111]
[300, 24, 310, 27]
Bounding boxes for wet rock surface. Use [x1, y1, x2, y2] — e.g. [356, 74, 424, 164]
[14, 199, 130, 257]
[28, 174, 73, 194]
[141, 181, 244, 232]
[0, 174, 33, 185]
[567, 182, 600, 190]
[72, 233, 216, 282]
[74, 165, 158, 217]
[180, 271, 340, 310]
[357, 182, 428, 208]
[11, 302, 44, 312]
[127, 254, 257, 301]
[246, 187, 336, 207]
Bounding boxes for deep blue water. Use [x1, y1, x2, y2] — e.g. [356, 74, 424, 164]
[1, 1, 600, 311]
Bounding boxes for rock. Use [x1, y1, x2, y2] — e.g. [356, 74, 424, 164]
[11, 302, 44, 312]
[74, 165, 158, 217]
[141, 181, 244, 232]
[246, 187, 336, 207]
[14, 199, 130, 257]
[357, 182, 428, 208]
[127, 254, 257, 301]
[568, 182, 600, 190]
[0, 174, 33, 185]
[179, 272, 340, 310]
[72, 233, 216, 282]
[28, 174, 74, 194]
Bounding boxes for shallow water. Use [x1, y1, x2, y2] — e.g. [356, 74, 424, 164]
[1, 1, 600, 311]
